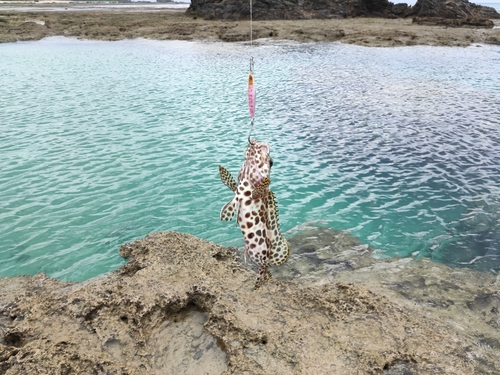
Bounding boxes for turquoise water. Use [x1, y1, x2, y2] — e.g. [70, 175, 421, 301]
[1, 37, 500, 281]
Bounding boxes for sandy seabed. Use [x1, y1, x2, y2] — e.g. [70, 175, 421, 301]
[1, 3, 500, 46]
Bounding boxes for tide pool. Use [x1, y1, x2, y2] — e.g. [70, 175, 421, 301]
[1, 37, 499, 281]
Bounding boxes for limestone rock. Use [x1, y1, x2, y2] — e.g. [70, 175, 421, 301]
[1, 229, 499, 374]
[412, 16, 495, 26]
[188, 0, 500, 20]
[188, 0, 395, 20]
[408, 0, 500, 19]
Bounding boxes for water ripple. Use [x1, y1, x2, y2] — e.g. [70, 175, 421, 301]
[1, 38, 500, 280]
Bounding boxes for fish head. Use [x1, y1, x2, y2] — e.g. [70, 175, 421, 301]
[239, 139, 273, 187]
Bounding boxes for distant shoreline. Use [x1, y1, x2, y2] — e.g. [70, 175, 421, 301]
[1, 4, 500, 46]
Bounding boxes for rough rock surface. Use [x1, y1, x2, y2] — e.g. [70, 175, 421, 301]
[188, 0, 500, 20]
[409, 0, 500, 19]
[412, 16, 494, 27]
[1, 8, 500, 46]
[188, 0, 390, 20]
[1, 228, 499, 374]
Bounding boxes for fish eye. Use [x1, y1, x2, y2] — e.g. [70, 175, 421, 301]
[269, 158, 273, 168]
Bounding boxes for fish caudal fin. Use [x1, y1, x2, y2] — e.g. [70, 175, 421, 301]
[267, 191, 290, 265]
[220, 197, 237, 222]
[254, 267, 272, 290]
[219, 166, 238, 192]
[251, 178, 271, 199]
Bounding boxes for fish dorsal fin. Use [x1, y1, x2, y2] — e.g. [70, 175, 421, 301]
[220, 197, 237, 222]
[251, 178, 270, 200]
[267, 190, 290, 265]
[219, 165, 238, 192]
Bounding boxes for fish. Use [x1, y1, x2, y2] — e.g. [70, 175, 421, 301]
[219, 139, 289, 289]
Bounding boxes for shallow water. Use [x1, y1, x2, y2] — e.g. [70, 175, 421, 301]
[1, 37, 499, 281]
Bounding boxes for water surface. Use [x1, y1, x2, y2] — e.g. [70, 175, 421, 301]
[1, 37, 499, 280]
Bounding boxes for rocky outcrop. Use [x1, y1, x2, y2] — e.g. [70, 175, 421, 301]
[1, 228, 500, 374]
[188, 0, 500, 20]
[188, 0, 394, 20]
[409, 0, 500, 19]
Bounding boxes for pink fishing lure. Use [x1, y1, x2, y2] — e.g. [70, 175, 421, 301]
[248, 73, 255, 118]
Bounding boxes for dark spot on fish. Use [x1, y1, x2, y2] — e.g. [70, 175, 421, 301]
[247, 222, 253, 229]
[244, 181, 249, 187]
[255, 217, 260, 225]
[248, 233, 255, 239]
[245, 200, 251, 206]
[245, 212, 250, 218]
[256, 230, 262, 236]
[244, 191, 251, 197]
[250, 244, 256, 249]
[258, 238, 264, 245]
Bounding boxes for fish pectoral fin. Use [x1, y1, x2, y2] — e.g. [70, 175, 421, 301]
[220, 197, 237, 222]
[251, 178, 271, 199]
[219, 166, 238, 192]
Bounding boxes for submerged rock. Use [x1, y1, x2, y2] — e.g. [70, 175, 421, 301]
[1, 229, 499, 374]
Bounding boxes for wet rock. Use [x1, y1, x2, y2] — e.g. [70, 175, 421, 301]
[1, 230, 499, 374]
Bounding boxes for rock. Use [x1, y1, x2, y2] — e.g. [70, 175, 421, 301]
[392, 3, 409, 15]
[188, 0, 500, 20]
[408, 0, 500, 19]
[1, 229, 500, 374]
[188, 0, 398, 20]
[412, 16, 495, 27]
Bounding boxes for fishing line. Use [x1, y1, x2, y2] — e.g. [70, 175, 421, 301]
[247, 0, 255, 143]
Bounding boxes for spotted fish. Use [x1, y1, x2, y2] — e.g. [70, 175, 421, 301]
[219, 139, 289, 289]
